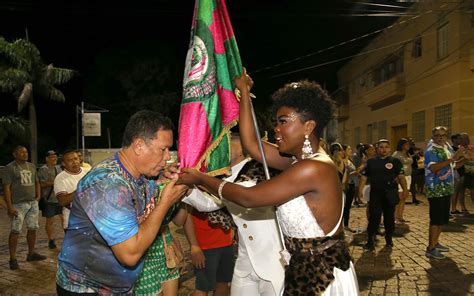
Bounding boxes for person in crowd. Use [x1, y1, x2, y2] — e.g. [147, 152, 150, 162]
[181, 134, 285, 296]
[54, 150, 88, 231]
[56, 110, 187, 295]
[330, 143, 347, 185]
[184, 206, 235, 296]
[408, 137, 421, 205]
[38, 150, 63, 249]
[76, 150, 92, 171]
[414, 148, 425, 194]
[341, 144, 357, 231]
[319, 137, 329, 154]
[458, 133, 473, 212]
[424, 126, 467, 259]
[179, 71, 359, 295]
[392, 138, 413, 223]
[358, 144, 377, 221]
[450, 133, 465, 215]
[351, 143, 364, 206]
[358, 139, 408, 250]
[2, 145, 46, 270]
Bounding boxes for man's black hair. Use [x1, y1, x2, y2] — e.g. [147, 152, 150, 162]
[122, 110, 174, 148]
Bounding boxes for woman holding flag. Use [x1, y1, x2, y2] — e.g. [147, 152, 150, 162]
[179, 70, 359, 295]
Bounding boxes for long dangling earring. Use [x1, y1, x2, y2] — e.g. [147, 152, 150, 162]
[302, 134, 314, 159]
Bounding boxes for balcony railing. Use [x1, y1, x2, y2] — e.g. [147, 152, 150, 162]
[337, 104, 349, 121]
[363, 75, 405, 110]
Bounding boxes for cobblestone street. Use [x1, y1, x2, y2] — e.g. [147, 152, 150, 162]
[0, 193, 473, 295]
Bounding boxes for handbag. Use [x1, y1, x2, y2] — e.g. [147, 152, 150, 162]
[39, 166, 59, 212]
[39, 185, 55, 212]
[163, 232, 184, 270]
[38, 196, 47, 212]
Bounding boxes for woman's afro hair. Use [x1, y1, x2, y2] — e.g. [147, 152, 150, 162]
[271, 80, 335, 137]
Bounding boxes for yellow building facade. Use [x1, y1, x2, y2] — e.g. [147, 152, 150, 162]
[336, 0, 474, 148]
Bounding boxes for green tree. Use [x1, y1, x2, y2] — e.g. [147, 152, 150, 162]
[0, 36, 76, 164]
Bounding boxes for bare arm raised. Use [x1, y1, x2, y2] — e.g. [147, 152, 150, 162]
[235, 69, 293, 171]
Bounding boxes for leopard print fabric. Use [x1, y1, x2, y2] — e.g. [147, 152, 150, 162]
[284, 233, 351, 295]
[234, 159, 272, 183]
[207, 160, 278, 230]
[207, 208, 235, 231]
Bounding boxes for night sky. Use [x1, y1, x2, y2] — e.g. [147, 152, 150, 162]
[0, 0, 410, 155]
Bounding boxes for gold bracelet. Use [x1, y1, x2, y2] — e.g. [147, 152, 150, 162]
[234, 88, 256, 100]
[218, 180, 228, 199]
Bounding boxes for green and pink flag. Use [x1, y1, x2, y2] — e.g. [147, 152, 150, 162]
[178, 0, 242, 176]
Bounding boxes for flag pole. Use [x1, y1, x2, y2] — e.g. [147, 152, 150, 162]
[249, 102, 271, 180]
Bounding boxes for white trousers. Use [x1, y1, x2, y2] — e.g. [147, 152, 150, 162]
[231, 256, 277, 296]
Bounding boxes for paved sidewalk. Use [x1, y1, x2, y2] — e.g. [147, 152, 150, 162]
[0, 194, 473, 295]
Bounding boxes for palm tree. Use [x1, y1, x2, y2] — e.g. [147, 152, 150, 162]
[0, 36, 76, 164]
[0, 115, 28, 145]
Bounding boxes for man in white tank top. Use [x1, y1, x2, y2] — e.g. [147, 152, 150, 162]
[54, 150, 89, 230]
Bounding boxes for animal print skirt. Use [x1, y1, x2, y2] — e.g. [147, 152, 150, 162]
[207, 208, 236, 231]
[284, 232, 351, 295]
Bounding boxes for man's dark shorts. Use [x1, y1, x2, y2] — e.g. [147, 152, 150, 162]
[194, 245, 235, 292]
[428, 196, 450, 225]
[42, 202, 63, 218]
[464, 173, 474, 189]
[454, 176, 466, 194]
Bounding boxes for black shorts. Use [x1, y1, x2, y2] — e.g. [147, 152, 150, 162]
[41, 202, 63, 218]
[464, 173, 474, 189]
[428, 196, 451, 225]
[454, 176, 466, 194]
[194, 245, 235, 292]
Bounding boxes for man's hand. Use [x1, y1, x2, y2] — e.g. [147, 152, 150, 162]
[453, 147, 466, 161]
[7, 207, 18, 218]
[158, 178, 188, 208]
[159, 162, 180, 185]
[190, 245, 206, 269]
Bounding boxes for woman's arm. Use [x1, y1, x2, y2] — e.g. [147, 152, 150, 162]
[235, 69, 292, 171]
[180, 159, 333, 208]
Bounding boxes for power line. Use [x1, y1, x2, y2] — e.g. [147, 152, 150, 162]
[250, 1, 469, 76]
[328, 0, 465, 97]
[250, 9, 423, 74]
[268, 31, 435, 79]
[351, 2, 410, 10]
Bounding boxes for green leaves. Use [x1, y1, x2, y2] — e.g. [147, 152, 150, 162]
[0, 37, 40, 72]
[0, 68, 29, 93]
[0, 115, 28, 145]
[0, 36, 77, 163]
[0, 37, 76, 105]
[47, 65, 76, 86]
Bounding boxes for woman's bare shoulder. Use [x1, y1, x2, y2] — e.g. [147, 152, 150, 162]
[289, 157, 338, 179]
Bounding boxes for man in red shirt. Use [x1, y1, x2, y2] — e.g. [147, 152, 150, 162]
[184, 207, 234, 296]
